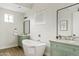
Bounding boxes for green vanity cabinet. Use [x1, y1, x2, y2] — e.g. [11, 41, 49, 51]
[18, 35, 30, 47]
[50, 41, 79, 56]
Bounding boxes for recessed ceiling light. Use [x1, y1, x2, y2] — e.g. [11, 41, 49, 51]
[18, 6, 21, 8]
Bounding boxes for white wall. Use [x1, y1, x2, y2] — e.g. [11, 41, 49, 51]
[0, 7, 24, 49]
[25, 3, 72, 56]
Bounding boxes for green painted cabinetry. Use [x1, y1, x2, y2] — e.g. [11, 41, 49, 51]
[50, 41, 79, 56]
[18, 35, 30, 47]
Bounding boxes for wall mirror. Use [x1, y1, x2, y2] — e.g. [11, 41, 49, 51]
[23, 20, 30, 35]
[57, 3, 79, 37]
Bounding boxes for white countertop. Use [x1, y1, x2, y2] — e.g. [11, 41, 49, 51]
[50, 39, 79, 46]
[18, 34, 30, 36]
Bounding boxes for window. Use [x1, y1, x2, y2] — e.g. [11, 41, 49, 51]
[4, 14, 14, 23]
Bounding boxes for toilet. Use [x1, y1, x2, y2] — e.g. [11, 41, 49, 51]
[22, 39, 46, 56]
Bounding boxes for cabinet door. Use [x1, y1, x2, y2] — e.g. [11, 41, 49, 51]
[18, 36, 30, 47]
[71, 45, 79, 56]
[50, 42, 76, 56]
[51, 42, 66, 56]
[51, 45, 66, 56]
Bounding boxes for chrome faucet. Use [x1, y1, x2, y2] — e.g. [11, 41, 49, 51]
[71, 34, 76, 40]
[56, 35, 62, 40]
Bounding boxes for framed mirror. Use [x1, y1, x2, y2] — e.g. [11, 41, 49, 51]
[23, 20, 30, 35]
[57, 3, 79, 37]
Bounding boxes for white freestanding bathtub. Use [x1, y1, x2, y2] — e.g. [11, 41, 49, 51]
[22, 39, 46, 56]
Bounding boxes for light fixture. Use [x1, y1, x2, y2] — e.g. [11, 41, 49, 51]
[18, 6, 21, 8]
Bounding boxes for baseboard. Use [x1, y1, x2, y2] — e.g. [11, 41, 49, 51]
[0, 44, 18, 49]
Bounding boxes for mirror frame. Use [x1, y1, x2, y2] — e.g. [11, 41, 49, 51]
[56, 3, 79, 38]
[23, 20, 30, 35]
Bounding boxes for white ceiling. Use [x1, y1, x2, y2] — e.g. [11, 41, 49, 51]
[0, 3, 32, 13]
[16, 3, 73, 9]
[15, 3, 33, 9]
[0, 3, 74, 13]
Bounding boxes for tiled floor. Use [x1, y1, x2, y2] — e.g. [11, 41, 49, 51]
[0, 46, 24, 56]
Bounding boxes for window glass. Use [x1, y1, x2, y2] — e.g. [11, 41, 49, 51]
[4, 14, 9, 22]
[9, 15, 13, 23]
[4, 14, 14, 23]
